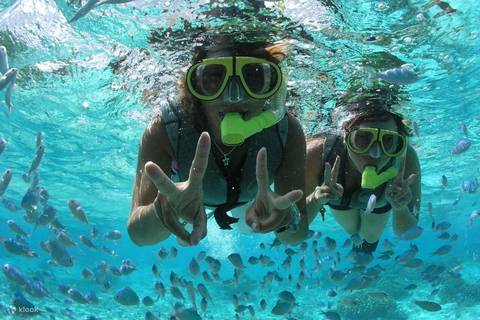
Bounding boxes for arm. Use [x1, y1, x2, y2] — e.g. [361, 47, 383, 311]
[274, 114, 308, 245]
[305, 136, 325, 224]
[391, 145, 421, 236]
[128, 115, 174, 246]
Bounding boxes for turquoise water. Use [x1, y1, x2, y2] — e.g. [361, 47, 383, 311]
[1, 0, 480, 319]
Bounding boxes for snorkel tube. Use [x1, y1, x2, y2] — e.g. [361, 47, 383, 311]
[361, 166, 398, 190]
[221, 72, 288, 146]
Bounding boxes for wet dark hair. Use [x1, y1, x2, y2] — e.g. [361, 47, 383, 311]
[333, 88, 411, 137]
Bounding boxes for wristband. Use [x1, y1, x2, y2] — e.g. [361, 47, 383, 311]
[276, 203, 301, 233]
[312, 186, 325, 206]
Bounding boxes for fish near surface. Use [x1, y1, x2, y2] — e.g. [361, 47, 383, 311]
[369, 66, 420, 85]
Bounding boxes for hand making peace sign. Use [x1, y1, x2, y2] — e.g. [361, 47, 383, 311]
[312, 155, 344, 206]
[385, 156, 417, 209]
[245, 147, 303, 233]
[144, 132, 210, 246]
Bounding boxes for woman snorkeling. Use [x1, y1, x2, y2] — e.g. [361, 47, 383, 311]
[305, 91, 421, 253]
[128, 37, 308, 247]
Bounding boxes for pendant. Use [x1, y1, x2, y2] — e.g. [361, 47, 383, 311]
[222, 156, 229, 166]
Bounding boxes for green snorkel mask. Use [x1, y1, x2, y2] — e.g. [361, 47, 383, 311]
[343, 126, 407, 189]
[186, 55, 287, 145]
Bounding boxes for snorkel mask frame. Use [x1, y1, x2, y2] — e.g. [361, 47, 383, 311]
[343, 128, 408, 189]
[344, 127, 407, 158]
[186, 56, 283, 101]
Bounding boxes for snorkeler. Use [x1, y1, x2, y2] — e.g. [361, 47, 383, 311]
[305, 92, 421, 253]
[128, 37, 308, 247]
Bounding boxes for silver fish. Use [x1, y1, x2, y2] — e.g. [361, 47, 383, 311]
[68, 288, 90, 304]
[5, 67, 17, 116]
[0, 68, 17, 90]
[48, 237, 74, 267]
[0, 138, 6, 155]
[370, 67, 420, 85]
[228, 253, 246, 269]
[67, 199, 89, 224]
[113, 287, 140, 306]
[2, 263, 27, 286]
[364, 194, 376, 215]
[0, 169, 12, 196]
[7, 220, 30, 237]
[22, 145, 45, 183]
[197, 283, 213, 303]
[0, 46, 9, 74]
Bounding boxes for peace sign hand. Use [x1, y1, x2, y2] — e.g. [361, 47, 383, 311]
[313, 155, 344, 206]
[385, 156, 417, 209]
[245, 147, 303, 233]
[144, 132, 210, 246]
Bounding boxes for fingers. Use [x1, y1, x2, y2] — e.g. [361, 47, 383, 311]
[157, 194, 192, 244]
[254, 190, 303, 232]
[273, 189, 303, 211]
[188, 132, 211, 188]
[323, 162, 332, 184]
[255, 147, 269, 192]
[403, 173, 417, 187]
[396, 156, 406, 181]
[330, 156, 341, 183]
[145, 161, 178, 198]
[190, 211, 207, 246]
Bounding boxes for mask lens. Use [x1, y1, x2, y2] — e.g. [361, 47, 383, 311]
[382, 132, 404, 156]
[190, 64, 227, 97]
[241, 63, 278, 96]
[349, 130, 374, 153]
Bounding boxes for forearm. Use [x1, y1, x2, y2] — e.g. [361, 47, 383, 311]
[275, 217, 308, 246]
[306, 191, 325, 224]
[392, 206, 418, 236]
[127, 203, 171, 246]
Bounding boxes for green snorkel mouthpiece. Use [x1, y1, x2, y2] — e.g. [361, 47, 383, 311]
[361, 166, 398, 190]
[221, 111, 277, 145]
[220, 67, 288, 145]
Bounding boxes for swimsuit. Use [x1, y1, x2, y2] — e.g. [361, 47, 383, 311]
[161, 99, 288, 229]
[320, 134, 393, 214]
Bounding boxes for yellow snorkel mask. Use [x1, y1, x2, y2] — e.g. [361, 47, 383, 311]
[344, 127, 407, 189]
[186, 56, 287, 145]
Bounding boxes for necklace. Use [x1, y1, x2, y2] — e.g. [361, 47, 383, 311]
[211, 138, 237, 167]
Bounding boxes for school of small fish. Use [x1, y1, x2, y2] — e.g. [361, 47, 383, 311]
[0, 132, 474, 320]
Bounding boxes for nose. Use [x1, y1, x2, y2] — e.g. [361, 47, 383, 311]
[222, 77, 245, 103]
[367, 141, 381, 158]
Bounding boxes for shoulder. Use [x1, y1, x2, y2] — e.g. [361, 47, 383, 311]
[142, 114, 165, 141]
[286, 113, 305, 139]
[283, 114, 306, 156]
[306, 134, 327, 157]
[140, 113, 175, 160]
[405, 144, 421, 174]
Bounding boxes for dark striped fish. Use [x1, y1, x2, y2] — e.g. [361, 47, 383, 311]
[412, 299, 442, 312]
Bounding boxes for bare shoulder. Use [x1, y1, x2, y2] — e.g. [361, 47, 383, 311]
[286, 113, 304, 136]
[306, 134, 326, 158]
[140, 113, 175, 161]
[405, 144, 420, 174]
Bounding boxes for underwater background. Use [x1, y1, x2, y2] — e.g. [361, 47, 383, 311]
[1, 0, 480, 319]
